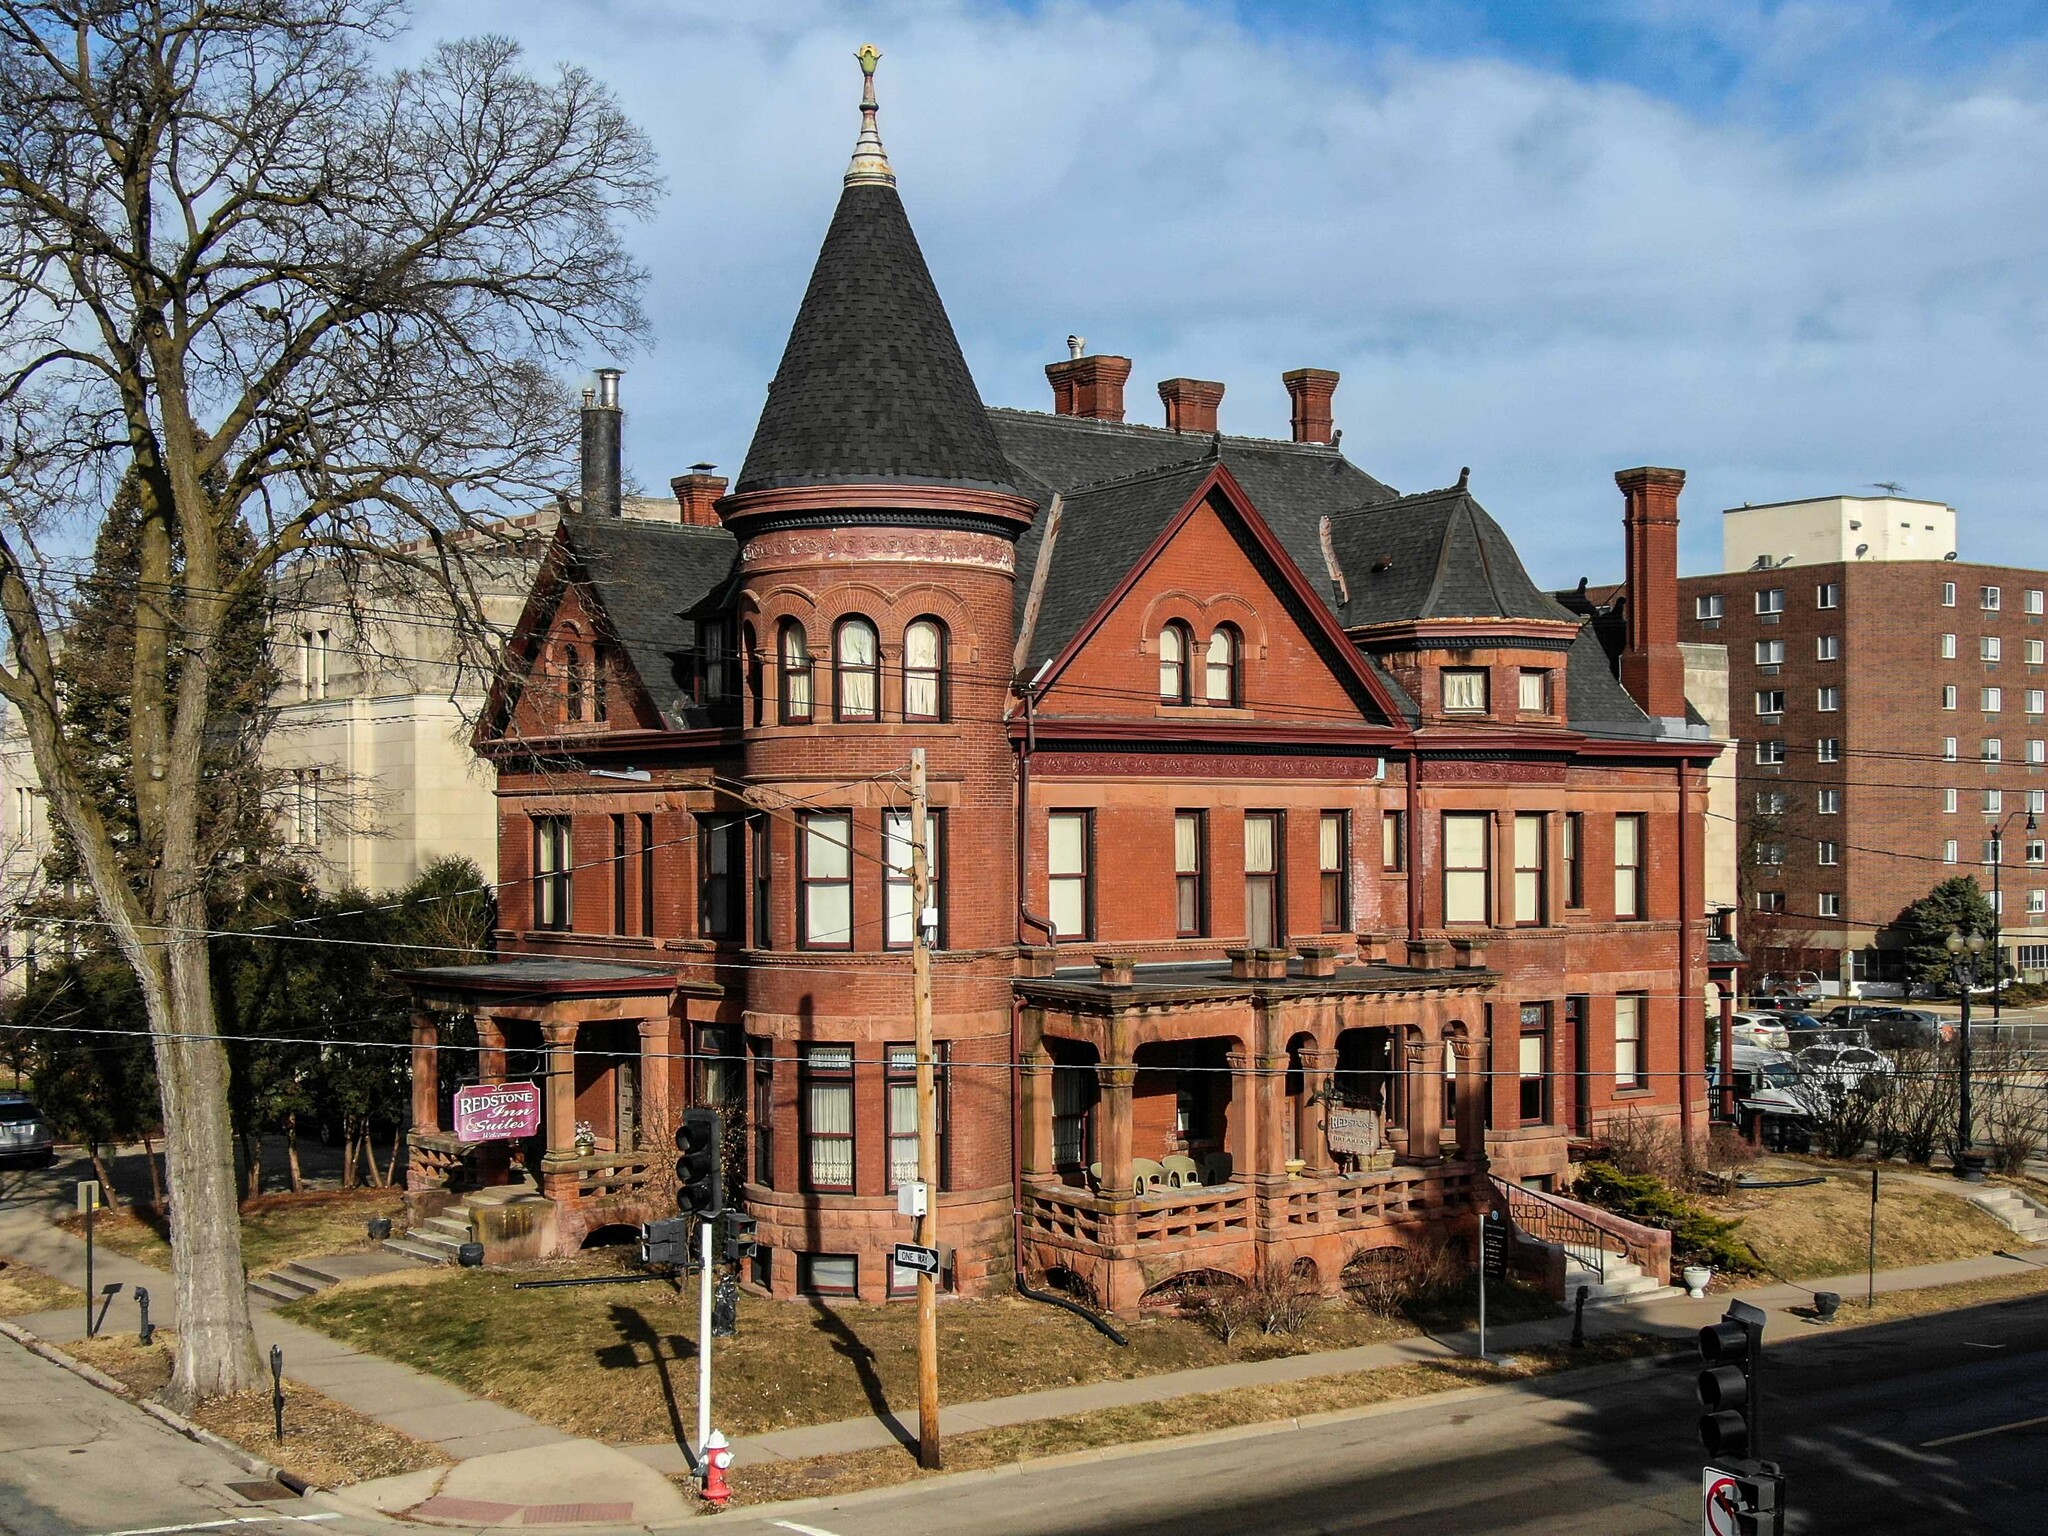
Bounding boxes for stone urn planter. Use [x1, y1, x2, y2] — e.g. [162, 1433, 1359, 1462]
[1682, 1264, 1712, 1299]
[1284, 1158, 1307, 1178]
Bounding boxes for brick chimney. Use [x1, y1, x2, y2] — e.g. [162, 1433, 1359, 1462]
[1616, 466, 1687, 721]
[1158, 377, 1225, 435]
[670, 463, 728, 527]
[1282, 368, 1339, 444]
[1045, 353, 1133, 422]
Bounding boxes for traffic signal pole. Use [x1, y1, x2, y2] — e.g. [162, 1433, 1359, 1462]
[910, 747, 942, 1471]
[697, 1214, 714, 1460]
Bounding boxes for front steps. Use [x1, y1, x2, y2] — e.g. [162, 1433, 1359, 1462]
[1561, 1240, 1681, 1304]
[1968, 1184, 2048, 1245]
[381, 1177, 541, 1265]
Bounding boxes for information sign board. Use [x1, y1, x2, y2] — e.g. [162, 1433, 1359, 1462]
[453, 1081, 542, 1143]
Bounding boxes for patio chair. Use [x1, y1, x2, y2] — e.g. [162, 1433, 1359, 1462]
[1161, 1154, 1202, 1189]
[1200, 1150, 1234, 1186]
[1132, 1157, 1167, 1195]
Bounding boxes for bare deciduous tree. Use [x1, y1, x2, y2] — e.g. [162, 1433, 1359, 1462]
[0, 0, 655, 1407]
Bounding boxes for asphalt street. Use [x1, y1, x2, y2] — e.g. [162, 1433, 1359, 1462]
[726, 1287, 2048, 1536]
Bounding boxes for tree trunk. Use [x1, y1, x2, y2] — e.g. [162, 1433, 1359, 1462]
[340, 1117, 360, 1190]
[285, 1115, 303, 1194]
[244, 1132, 264, 1202]
[364, 1125, 386, 1189]
[390, 1124, 405, 1190]
[141, 1131, 165, 1208]
[88, 1144, 122, 1212]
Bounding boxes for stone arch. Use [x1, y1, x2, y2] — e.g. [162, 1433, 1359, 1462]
[1138, 1266, 1241, 1312]
[579, 1222, 640, 1251]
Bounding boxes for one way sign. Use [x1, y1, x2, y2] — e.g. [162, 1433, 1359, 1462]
[892, 1242, 941, 1276]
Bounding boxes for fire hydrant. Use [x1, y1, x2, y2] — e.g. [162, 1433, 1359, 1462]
[702, 1429, 734, 1509]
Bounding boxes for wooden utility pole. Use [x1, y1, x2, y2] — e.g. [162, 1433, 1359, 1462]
[910, 747, 941, 1469]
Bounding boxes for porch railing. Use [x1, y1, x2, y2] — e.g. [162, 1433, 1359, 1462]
[1490, 1173, 1604, 1283]
[556, 1151, 659, 1201]
[407, 1130, 467, 1190]
[1131, 1183, 1252, 1244]
[1268, 1162, 1476, 1231]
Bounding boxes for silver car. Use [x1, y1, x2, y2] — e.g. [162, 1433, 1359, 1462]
[0, 1093, 57, 1166]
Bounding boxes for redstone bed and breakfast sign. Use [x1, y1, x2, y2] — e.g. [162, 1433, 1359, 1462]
[453, 1082, 542, 1143]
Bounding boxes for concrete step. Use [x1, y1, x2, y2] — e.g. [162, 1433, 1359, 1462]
[419, 1214, 474, 1242]
[247, 1274, 314, 1305]
[1968, 1186, 2048, 1241]
[280, 1259, 347, 1289]
[1566, 1266, 1665, 1302]
[381, 1235, 455, 1265]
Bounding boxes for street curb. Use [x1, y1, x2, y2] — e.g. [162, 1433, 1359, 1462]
[0, 1316, 314, 1496]
[700, 1346, 1689, 1528]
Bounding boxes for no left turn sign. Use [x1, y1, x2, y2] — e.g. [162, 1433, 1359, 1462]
[1701, 1468, 1741, 1536]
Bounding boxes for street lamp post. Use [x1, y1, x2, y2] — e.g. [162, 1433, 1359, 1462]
[1944, 928, 1988, 1182]
[1988, 809, 2037, 1021]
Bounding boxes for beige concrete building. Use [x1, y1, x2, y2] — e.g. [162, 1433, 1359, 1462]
[1722, 494, 1956, 573]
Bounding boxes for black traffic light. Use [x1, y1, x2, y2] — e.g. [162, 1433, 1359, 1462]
[677, 1106, 723, 1218]
[721, 1209, 759, 1265]
[639, 1216, 692, 1268]
[1696, 1299, 1766, 1458]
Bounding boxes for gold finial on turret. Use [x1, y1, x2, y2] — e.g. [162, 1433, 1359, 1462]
[845, 44, 895, 188]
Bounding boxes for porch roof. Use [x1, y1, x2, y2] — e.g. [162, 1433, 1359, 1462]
[1015, 958, 1496, 1011]
[399, 957, 716, 1003]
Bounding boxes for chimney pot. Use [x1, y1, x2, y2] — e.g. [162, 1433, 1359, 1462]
[1157, 377, 1225, 435]
[1045, 353, 1133, 422]
[1281, 368, 1339, 444]
[670, 466, 729, 528]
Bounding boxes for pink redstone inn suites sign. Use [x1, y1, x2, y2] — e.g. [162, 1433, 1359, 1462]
[453, 1081, 542, 1143]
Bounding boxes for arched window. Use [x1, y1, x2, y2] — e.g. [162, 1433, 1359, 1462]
[903, 617, 946, 721]
[836, 616, 879, 721]
[1205, 625, 1240, 706]
[778, 620, 812, 724]
[1158, 621, 1192, 704]
[742, 623, 762, 728]
[564, 644, 586, 722]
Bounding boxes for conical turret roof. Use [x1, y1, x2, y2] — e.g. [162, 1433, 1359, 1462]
[736, 51, 1018, 497]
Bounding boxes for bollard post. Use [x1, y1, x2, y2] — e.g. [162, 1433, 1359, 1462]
[1571, 1284, 1589, 1349]
[135, 1286, 154, 1346]
[270, 1344, 285, 1442]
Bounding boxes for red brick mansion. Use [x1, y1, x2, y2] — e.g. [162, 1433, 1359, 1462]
[402, 54, 1721, 1312]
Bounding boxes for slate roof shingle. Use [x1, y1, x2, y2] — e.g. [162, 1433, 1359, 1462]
[1323, 486, 1581, 629]
[737, 184, 1019, 496]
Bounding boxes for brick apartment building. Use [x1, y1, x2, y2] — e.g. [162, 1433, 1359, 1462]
[1679, 495, 2048, 991]
[399, 54, 1720, 1311]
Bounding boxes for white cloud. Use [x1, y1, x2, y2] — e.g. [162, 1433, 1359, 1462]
[409, 0, 2048, 583]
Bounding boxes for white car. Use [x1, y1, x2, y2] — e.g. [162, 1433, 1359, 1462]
[1719, 1012, 1792, 1052]
[1792, 1043, 1895, 1090]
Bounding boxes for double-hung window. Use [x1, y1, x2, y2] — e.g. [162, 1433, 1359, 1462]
[1513, 814, 1546, 926]
[800, 1045, 855, 1192]
[639, 813, 657, 939]
[903, 619, 946, 721]
[1817, 789, 1840, 815]
[1756, 740, 1785, 766]
[1818, 738, 1841, 763]
[1986, 687, 2005, 713]
[699, 814, 744, 941]
[1047, 811, 1093, 941]
[799, 812, 854, 948]
[1756, 690, 1785, 716]
[885, 1043, 947, 1192]
[1518, 669, 1551, 713]
[1442, 668, 1488, 713]
[534, 816, 572, 930]
[1817, 840, 1839, 866]
[1942, 633, 1958, 659]
[1984, 586, 2003, 611]
[1442, 813, 1491, 925]
[1984, 636, 2004, 662]
[612, 815, 629, 935]
[1244, 811, 1284, 948]
[1816, 582, 1839, 609]
[1816, 636, 1839, 662]
[1175, 810, 1207, 937]
[882, 810, 944, 949]
[1757, 589, 1785, 616]
[778, 621, 812, 723]
[1381, 810, 1406, 872]
[1613, 814, 1646, 920]
[1943, 685, 1959, 710]
[1817, 686, 1841, 712]
[1755, 639, 1785, 666]
[1695, 594, 1723, 621]
[1318, 811, 1348, 932]
[1614, 995, 1645, 1089]
[1519, 1004, 1549, 1124]
[835, 618, 879, 721]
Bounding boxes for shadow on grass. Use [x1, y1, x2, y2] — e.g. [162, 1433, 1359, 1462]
[806, 1299, 916, 1450]
[597, 1299, 698, 1467]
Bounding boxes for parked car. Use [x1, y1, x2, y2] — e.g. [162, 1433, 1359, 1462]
[1714, 1011, 1792, 1051]
[1792, 1043, 1895, 1090]
[1784, 1011, 1866, 1048]
[1707, 1046, 1813, 1150]
[0, 1093, 56, 1167]
[1864, 1008, 1954, 1050]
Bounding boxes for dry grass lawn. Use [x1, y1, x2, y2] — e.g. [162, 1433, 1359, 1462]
[60, 1188, 406, 1274]
[1699, 1157, 2015, 1280]
[1787, 1262, 2048, 1327]
[724, 1332, 1670, 1507]
[61, 1330, 446, 1488]
[288, 1248, 1557, 1444]
[0, 1255, 83, 1316]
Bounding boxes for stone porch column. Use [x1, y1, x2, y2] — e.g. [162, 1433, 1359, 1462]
[638, 1015, 671, 1150]
[539, 1017, 580, 1201]
[410, 1010, 441, 1134]
[1452, 1034, 1487, 1160]
[1225, 1049, 1259, 1185]
[475, 1011, 506, 1084]
[1406, 1036, 1443, 1161]
[1296, 1046, 1337, 1176]
[1020, 1044, 1054, 1179]
[1098, 1064, 1136, 1197]
[1255, 1052, 1290, 1178]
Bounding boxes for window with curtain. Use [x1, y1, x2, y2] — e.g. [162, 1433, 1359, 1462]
[801, 1044, 855, 1192]
[1442, 668, 1487, 712]
[751, 1039, 774, 1188]
[1205, 626, 1240, 705]
[533, 816, 572, 930]
[1048, 811, 1092, 940]
[1614, 814, 1645, 919]
[1519, 1005, 1548, 1123]
[1158, 622, 1191, 703]
[835, 617, 879, 721]
[779, 620, 812, 723]
[1318, 811, 1347, 931]
[882, 810, 944, 949]
[903, 618, 945, 720]
[1175, 810, 1206, 937]
[885, 1043, 949, 1191]
[1244, 811, 1282, 947]
[1614, 994, 1644, 1088]
[1514, 813, 1546, 925]
[1381, 809, 1406, 872]
[698, 814, 743, 940]
[1443, 812, 1490, 924]
[799, 812, 853, 948]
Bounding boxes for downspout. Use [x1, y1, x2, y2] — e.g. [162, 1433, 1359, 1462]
[1016, 678, 1056, 948]
[1677, 759, 1695, 1145]
[1404, 749, 1423, 941]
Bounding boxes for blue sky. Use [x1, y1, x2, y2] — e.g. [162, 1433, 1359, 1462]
[408, 0, 2048, 585]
